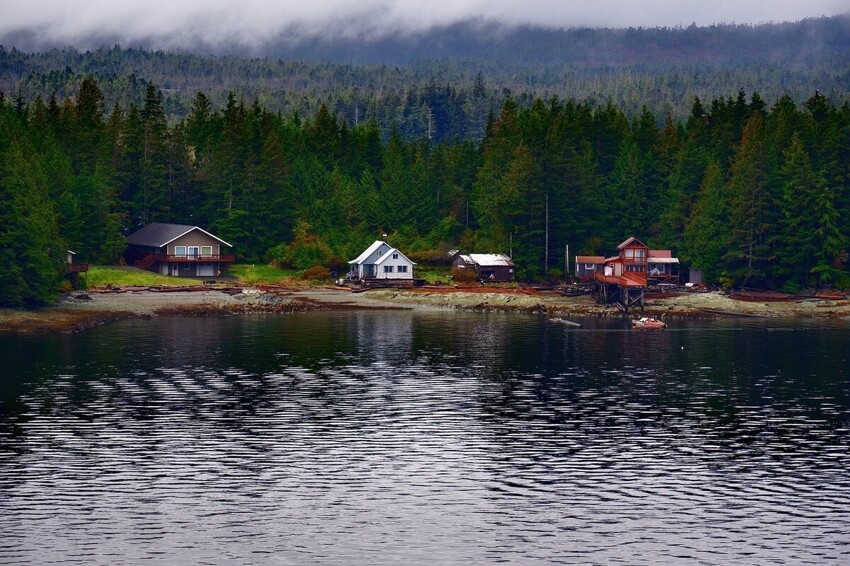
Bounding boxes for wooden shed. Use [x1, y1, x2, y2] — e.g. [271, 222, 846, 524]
[452, 253, 515, 282]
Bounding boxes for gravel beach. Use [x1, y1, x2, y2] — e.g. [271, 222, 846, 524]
[1, 285, 849, 333]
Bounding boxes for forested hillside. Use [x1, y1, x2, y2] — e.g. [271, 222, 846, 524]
[1, 76, 848, 306]
[1, 16, 848, 141]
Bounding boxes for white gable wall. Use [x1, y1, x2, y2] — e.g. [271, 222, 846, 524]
[375, 251, 414, 280]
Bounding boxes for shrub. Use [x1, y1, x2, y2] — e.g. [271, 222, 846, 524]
[301, 265, 331, 280]
[452, 266, 478, 283]
[267, 220, 334, 270]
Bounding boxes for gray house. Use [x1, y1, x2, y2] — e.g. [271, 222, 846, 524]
[125, 223, 235, 277]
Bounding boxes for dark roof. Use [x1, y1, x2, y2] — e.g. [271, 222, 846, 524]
[126, 223, 231, 247]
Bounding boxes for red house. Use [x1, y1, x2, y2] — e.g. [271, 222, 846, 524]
[593, 236, 649, 310]
[601, 237, 649, 285]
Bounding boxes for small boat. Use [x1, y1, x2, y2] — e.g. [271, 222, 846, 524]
[631, 316, 666, 330]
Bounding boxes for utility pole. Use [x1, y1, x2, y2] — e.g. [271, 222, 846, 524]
[565, 244, 570, 282]
[544, 193, 549, 276]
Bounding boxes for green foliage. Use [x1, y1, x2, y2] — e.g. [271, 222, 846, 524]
[0, 138, 65, 306]
[267, 220, 338, 270]
[1, 71, 849, 298]
[809, 264, 850, 290]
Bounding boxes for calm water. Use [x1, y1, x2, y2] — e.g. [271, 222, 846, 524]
[0, 311, 848, 564]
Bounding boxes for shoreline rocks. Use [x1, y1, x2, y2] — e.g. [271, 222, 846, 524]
[1, 286, 848, 334]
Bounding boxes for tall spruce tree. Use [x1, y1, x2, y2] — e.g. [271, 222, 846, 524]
[725, 113, 773, 286]
[0, 142, 64, 305]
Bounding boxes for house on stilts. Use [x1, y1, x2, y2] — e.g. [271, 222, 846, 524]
[593, 236, 650, 311]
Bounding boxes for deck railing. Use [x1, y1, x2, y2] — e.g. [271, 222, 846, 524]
[134, 253, 235, 269]
[154, 253, 236, 263]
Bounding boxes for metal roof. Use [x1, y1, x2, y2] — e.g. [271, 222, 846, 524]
[126, 223, 231, 247]
[648, 249, 679, 263]
[349, 240, 390, 265]
[459, 253, 514, 267]
[648, 257, 679, 264]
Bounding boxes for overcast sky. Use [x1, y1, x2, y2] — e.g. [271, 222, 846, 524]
[1, 0, 848, 50]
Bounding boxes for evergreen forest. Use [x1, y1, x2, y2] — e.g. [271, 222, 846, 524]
[2, 15, 849, 141]
[1, 71, 849, 306]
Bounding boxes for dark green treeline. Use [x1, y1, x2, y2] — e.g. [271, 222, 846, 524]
[1, 78, 848, 305]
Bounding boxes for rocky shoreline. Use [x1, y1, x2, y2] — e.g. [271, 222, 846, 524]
[1, 285, 849, 333]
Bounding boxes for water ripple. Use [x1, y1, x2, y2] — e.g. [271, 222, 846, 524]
[0, 313, 849, 564]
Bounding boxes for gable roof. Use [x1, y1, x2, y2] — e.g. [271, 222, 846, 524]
[374, 247, 416, 266]
[617, 236, 647, 249]
[575, 255, 605, 264]
[127, 223, 231, 247]
[349, 240, 391, 265]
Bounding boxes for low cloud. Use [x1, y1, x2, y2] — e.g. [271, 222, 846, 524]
[1, 0, 847, 52]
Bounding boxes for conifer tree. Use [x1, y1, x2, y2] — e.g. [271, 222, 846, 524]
[779, 136, 845, 288]
[0, 142, 64, 305]
[726, 113, 772, 285]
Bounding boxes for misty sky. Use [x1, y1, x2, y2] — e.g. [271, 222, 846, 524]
[1, 0, 848, 50]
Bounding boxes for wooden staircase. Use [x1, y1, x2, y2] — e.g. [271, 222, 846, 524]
[135, 254, 157, 269]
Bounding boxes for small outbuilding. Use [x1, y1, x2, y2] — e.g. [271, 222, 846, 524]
[574, 256, 605, 283]
[452, 253, 515, 282]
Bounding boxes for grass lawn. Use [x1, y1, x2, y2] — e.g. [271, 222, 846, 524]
[86, 263, 447, 288]
[416, 265, 452, 284]
[227, 264, 298, 285]
[86, 264, 300, 287]
[85, 266, 204, 287]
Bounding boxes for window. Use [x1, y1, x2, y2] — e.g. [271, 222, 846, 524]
[384, 266, 394, 273]
[182, 263, 192, 270]
[392, 253, 398, 260]
[174, 246, 186, 257]
[585, 263, 596, 270]
[626, 264, 644, 272]
[634, 249, 646, 260]
[188, 246, 199, 259]
[397, 265, 408, 273]
[625, 249, 634, 259]
[201, 246, 212, 257]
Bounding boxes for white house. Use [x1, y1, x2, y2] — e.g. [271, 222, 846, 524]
[348, 240, 415, 280]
